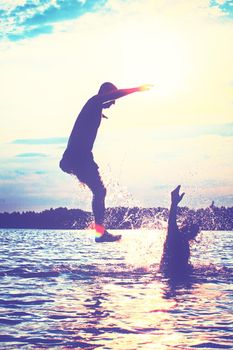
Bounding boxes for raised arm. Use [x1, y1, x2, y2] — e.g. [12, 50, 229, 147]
[168, 185, 185, 235]
[98, 84, 152, 103]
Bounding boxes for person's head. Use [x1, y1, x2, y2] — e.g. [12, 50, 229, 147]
[180, 223, 200, 241]
[98, 82, 117, 109]
[98, 82, 117, 95]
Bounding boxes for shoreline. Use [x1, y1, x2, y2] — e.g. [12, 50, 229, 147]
[0, 204, 232, 231]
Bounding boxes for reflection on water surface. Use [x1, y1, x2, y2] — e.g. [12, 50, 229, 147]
[0, 229, 232, 349]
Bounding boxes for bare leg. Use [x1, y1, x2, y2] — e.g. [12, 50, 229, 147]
[75, 158, 121, 242]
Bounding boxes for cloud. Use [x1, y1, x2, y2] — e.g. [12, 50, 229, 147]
[1, 0, 232, 43]
[0, 1, 28, 12]
[12, 137, 67, 145]
[0, 0, 107, 41]
[8, 24, 53, 41]
[0, 167, 47, 180]
[16, 152, 48, 157]
[152, 123, 233, 140]
[0, 0, 232, 44]
[211, 0, 233, 17]
[23, 0, 106, 26]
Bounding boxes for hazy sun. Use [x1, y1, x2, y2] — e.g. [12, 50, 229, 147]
[121, 25, 190, 98]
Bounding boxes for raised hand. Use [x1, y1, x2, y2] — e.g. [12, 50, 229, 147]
[171, 185, 185, 205]
[138, 84, 154, 91]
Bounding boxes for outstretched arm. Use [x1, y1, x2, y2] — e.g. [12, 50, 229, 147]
[168, 185, 185, 235]
[99, 84, 153, 103]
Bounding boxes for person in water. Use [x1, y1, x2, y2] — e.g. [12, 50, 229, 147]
[160, 185, 200, 275]
[60, 82, 151, 242]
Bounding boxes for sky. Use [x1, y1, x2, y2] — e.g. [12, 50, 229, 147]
[0, 0, 233, 213]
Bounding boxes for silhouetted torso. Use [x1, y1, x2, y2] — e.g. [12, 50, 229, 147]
[160, 227, 190, 274]
[67, 95, 103, 159]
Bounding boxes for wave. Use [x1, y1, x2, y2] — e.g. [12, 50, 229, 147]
[0, 262, 232, 284]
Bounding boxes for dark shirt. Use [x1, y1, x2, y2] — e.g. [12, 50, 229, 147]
[61, 87, 138, 171]
[67, 95, 103, 157]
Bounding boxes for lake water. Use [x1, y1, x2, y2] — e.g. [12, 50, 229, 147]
[0, 229, 232, 349]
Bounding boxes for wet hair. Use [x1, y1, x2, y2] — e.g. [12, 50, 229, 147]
[98, 82, 117, 95]
[180, 223, 200, 241]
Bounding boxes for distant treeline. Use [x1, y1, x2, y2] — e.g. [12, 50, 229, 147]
[0, 203, 232, 230]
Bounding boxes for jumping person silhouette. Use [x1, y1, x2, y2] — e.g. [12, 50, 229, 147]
[160, 185, 200, 276]
[60, 82, 151, 242]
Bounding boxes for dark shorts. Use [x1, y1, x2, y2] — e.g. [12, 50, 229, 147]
[60, 150, 105, 194]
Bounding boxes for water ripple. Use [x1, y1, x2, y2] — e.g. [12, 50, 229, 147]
[0, 229, 232, 350]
